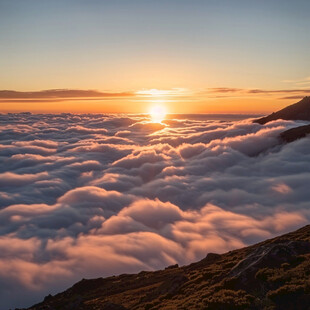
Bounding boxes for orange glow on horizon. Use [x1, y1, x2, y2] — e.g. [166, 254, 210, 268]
[0, 88, 299, 114]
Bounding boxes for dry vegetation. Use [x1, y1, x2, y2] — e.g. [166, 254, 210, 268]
[22, 225, 310, 310]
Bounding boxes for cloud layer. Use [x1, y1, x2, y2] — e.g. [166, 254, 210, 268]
[1, 112, 310, 308]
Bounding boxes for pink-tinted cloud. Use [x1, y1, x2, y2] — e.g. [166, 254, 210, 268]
[0, 172, 48, 186]
[1, 112, 310, 309]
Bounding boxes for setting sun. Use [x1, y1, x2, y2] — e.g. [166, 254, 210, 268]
[149, 105, 167, 123]
[1, 1, 310, 309]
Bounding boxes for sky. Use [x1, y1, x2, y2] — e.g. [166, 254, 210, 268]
[0, 0, 310, 113]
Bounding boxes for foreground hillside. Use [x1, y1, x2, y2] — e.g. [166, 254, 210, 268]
[21, 225, 310, 310]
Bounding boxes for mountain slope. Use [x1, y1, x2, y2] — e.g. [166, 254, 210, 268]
[280, 124, 310, 143]
[21, 225, 310, 310]
[254, 96, 310, 125]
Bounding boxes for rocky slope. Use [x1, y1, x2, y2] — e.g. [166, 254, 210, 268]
[254, 96, 310, 125]
[20, 225, 310, 310]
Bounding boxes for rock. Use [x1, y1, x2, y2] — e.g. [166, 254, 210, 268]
[102, 302, 127, 310]
[165, 264, 179, 270]
[158, 274, 188, 295]
[229, 240, 310, 284]
[43, 294, 53, 302]
[205, 252, 221, 263]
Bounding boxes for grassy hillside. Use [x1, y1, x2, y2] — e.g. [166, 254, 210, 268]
[21, 225, 310, 310]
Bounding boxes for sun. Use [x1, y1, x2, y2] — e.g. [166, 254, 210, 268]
[149, 105, 167, 123]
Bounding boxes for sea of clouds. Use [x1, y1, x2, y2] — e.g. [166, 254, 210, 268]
[1, 112, 310, 309]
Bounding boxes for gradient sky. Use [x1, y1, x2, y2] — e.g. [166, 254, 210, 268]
[1, 0, 310, 113]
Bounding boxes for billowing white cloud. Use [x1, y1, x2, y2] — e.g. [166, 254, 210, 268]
[0, 112, 310, 309]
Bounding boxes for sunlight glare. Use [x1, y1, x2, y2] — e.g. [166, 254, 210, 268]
[149, 105, 167, 123]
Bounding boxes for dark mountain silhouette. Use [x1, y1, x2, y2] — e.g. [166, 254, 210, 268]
[19, 225, 310, 310]
[280, 124, 310, 143]
[254, 96, 310, 125]
[253, 97, 310, 144]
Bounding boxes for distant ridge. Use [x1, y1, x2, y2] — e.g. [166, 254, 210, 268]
[22, 225, 310, 310]
[280, 124, 310, 143]
[254, 96, 310, 124]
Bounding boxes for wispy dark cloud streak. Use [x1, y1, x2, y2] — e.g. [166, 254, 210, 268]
[207, 87, 310, 99]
